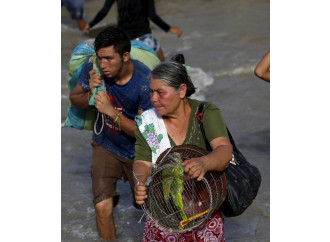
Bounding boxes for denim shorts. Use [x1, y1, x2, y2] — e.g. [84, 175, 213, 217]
[61, 0, 84, 19]
[135, 34, 161, 52]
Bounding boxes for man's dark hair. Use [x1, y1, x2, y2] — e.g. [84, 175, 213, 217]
[94, 26, 131, 57]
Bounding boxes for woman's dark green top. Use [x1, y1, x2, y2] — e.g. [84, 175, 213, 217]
[134, 99, 229, 162]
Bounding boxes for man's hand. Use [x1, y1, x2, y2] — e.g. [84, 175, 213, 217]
[89, 69, 103, 93]
[93, 88, 115, 117]
[169, 26, 182, 37]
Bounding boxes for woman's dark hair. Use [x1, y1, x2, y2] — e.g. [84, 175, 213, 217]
[94, 26, 131, 57]
[170, 54, 185, 65]
[151, 54, 196, 97]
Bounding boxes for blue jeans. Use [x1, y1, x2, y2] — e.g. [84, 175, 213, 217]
[62, 0, 84, 19]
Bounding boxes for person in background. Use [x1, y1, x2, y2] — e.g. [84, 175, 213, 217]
[133, 55, 233, 241]
[83, 0, 182, 61]
[61, 0, 88, 31]
[69, 26, 153, 240]
[254, 50, 270, 82]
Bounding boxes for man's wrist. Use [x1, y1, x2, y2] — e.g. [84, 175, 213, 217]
[87, 90, 92, 103]
[114, 111, 121, 123]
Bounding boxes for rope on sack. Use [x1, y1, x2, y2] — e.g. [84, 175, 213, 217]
[94, 112, 104, 135]
[90, 54, 105, 136]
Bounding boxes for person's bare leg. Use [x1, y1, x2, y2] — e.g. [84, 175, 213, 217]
[76, 19, 87, 31]
[156, 47, 166, 62]
[95, 198, 116, 240]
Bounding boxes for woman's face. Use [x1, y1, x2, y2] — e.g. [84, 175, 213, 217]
[149, 78, 183, 116]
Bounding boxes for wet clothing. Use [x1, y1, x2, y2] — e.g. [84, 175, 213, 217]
[135, 99, 229, 162]
[142, 209, 225, 241]
[79, 58, 153, 160]
[88, 0, 171, 39]
[61, 0, 84, 19]
[90, 140, 138, 208]
[79, 58, 152, 205]
[134, 99, 228, 240]
[134, 33, 160, 52]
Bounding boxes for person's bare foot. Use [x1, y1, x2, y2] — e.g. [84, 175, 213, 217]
[76, 19, 88, 31]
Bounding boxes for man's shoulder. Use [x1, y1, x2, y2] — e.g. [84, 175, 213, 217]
[82, 57, 93, 71]
[132, 59, 151, 76]
[78, 57, 94, 88]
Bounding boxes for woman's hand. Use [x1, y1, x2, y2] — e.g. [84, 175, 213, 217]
[182, 157, 209, 181]
[183, 137, 233, 180]
[135, 183, 148, 205]
[133, 160, 152, 205]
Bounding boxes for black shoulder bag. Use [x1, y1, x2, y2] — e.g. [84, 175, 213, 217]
[197, 102, 262, 217]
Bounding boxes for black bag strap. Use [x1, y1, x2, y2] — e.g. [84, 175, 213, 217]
[197, 102, 238, 153]
[197, 102, 212, 151]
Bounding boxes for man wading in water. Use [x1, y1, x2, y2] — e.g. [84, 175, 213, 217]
[70, 26, 153, 240]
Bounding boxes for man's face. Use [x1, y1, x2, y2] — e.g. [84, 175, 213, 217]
[96, 45, 124, 78]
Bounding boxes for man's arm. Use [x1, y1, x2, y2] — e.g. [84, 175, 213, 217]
[89, 0, 115, 28]
[147, 0, 171, 32]
[93, 89, 144, 137]
[147, 0, 182, 37]
[105, 107, 144, 138]
[69, 83, 91, 109]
